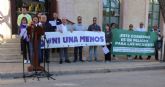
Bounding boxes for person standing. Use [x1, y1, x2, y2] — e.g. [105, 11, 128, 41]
[27, 16, 40, 63]
[111, 23, 118, 60]
[49, 12, 62, 53]
[19, 17, 30, 64]
[73, 16, 87, 62]
[88, 17, 101, 62]
[104, 24, 112, 62]
[40, 15, 54, 63]
[57, 17, 71, 64]
[134, 22, 146, 60]
[17, 6, 32, 27]
[17, 6, 32, 55]
[147, 24, 162, 60]
[127, 24, 134, 60]
[49, 12, 62, 31]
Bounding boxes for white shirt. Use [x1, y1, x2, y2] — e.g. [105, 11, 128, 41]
[73, 23, 87, 31]
[57, 24, 68, 33]
[136, 27, 146, 32]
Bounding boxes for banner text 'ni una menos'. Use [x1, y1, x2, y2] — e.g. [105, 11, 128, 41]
[41, 31, 106, 49]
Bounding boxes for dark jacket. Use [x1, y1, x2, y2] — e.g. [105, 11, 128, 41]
[88, 24, 101, 31]
[105, 30, 112, 44]
[43, 22, 54, 32]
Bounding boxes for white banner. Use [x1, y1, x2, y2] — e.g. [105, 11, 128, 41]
[41, 31, 106, 49]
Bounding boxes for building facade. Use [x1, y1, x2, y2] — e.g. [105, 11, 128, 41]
[0, 0, 164, 39]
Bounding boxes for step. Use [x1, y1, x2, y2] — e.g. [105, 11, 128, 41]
[0, 54, 22, 59]
[0, 43, 20, 48]
[0, 48, 20, 55]
[0, 54, 22, 63]
[5, 38, 20, 43]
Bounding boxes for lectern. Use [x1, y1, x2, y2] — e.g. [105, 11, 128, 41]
[28, 25, 44, 72]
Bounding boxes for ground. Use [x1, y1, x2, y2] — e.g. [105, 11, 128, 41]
[0, 70, 165, 87]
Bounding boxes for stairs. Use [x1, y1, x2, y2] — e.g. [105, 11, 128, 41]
[0, 38, 104, 63]
[0, 38, 22, 63]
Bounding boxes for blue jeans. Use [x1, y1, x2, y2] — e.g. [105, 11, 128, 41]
[89, 46, 98, 61]
[29, 42, 33, 63]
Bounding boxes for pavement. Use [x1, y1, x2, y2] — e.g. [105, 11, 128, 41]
[0, 59, 165, 79]
[1, 38, 165, 79]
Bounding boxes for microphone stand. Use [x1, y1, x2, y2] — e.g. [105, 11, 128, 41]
[38, 33, 55, 80]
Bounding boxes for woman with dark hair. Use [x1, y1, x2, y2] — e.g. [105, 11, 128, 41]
[19, 17, 30, 64]
[110, 23, 118, 60]
[104, 24, 112, 62]
[27, 16, 40, 64]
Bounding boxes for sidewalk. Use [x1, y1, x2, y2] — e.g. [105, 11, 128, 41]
[0, 60, 165, 79]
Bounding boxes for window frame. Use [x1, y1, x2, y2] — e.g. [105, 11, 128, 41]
[103, 0, 120, 29]
[148, 0, 160, 30]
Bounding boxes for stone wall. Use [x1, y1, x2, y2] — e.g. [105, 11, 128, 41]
[0, 0, 12, 39]
[57, 0, 102, 27]
[121, 0, 149, 30]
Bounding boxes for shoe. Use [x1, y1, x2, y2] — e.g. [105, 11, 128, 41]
[134, 56, 137, 59]
[27, 60, 30, 64]
[24, 60, 27, 64]
[139, 56, 143, 60]
[105, 61, 110, 63]
[88, 60, 92, 62]
[65, 60, 71, 63]
[95, 58, 99, 62]
[73, 59, 77, 62]
[155, 58, 158, 61]
[127, 57, 132, 60]
[80, 60, 85, 62]
[114, 57, 119, 60]
[146, 57, 150, 60]
[59, 60, 63, 64]
[46, 60, 49, 63]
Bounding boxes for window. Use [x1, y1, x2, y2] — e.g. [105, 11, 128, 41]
[103, 0, 120, 28]
[148, 0, 160, 30]
[16, 0, 48, 16]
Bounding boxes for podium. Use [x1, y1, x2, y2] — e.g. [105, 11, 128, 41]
[27, 25, 45, 72]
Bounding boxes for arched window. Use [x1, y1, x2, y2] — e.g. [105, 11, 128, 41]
[103, 0, 120, 27]
[148, 0, 160, 30]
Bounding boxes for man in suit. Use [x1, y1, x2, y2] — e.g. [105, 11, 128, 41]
[40, 15, 54, 63]
[49, 12, 62, 31]
[49, 12, 62, 53]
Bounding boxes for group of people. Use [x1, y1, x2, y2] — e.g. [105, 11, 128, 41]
[17, 6, 162, 65]
[126, 22, 162, 61]
[17, 6, 103, 64]
[17, 6, 54, 64]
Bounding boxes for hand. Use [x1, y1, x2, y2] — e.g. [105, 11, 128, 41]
[60, 30, 63, 33]
[70, 29, 73, 33]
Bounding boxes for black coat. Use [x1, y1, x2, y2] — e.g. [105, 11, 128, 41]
[42, 22, 54, 32]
